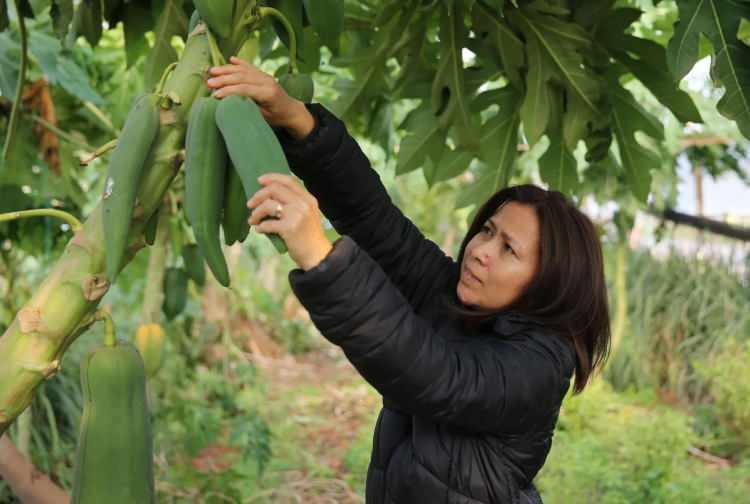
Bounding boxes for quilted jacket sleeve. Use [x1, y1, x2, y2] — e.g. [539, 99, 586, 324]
[275, 104, 455, 312]
[289, 236, 574, 434]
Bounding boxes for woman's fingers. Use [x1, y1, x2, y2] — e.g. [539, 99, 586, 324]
[247, 183, 298, 210]
[247, 198, 284, 226]
[258, 173, 311, 201]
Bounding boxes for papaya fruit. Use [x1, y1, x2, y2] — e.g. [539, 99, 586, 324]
[184, 97, 231, 287]
[279, 72, 314, 103]
[215, 95, 290, 254]
[222, 163, 251, 246]
[72, 341, 154, 504]
[103, 94, 160, 282]
[162, 267, 188, 320]
[193, 0, 235, 38]
[237, 36, 259, 64]
[144, 206, 160, 246]
[181, 243, 206, 287]
[188, 9, 201, 33]
[134, 323, 166, 378]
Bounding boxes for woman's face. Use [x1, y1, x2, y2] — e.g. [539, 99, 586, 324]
[457, 201, 541, 310]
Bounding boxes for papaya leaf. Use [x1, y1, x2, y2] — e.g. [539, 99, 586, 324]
[597, 8, 701, 123]
[302, 0, 343, 51]
[396, 106, 446, 176]
[457, 107, 520, 209]
[144, 0, 187, 91]
[509, 7, 602, 147]
[0, 0, 7, 32]
[123, 4, 151, 68]
[29, 31, 104, 104]
[540, 134, 579, 194]
[667, 0, 750, 138]
[423, 148, 474, 187]
[471, 1, 525, 89]
[50, 0, 73, 39]
[610, 79, 663, 203]
[432, 0, 479, 149]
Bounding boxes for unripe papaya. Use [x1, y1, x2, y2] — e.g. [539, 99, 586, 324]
[103, 94, 160, 282]
[184, 97, 230, 287]
[144, 207, 160, 246]
[134, 323, 166, 378]
[194, 0, 235, 38]
[280, 72, 314, 103]
[72, 342, 154, 504]
[181, 243, 206, 287]
[222, 163, 251, 246]
[215, 95, 291, 254]
[237, 36, 259, 64]
[162, 267, 188, 320]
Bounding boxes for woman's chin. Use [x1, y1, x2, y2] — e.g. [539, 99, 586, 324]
[456, 283, 476, 307]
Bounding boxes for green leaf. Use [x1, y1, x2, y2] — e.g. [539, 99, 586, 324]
[431, 0, 479, 149]
[0, 1, 7, 32]
[144, 0, 187, 91]
[423, 148, 474, 187]
[0, 32, 19, 99]
[50, 0, 73, 39]
[540, 134, 579, 194]
[597, 8, 701, 123]
[610, 79, 663, 203]
[471, 1, 525, 89]
[396, 106, 446, 176]
[123, 4, 151, 68]
[510, 7, 602, 146]
[667, 0, 750, 138]
[457, 107, 520, 209]
[302, 0, 343, 50]
[28, 31, 104, 104]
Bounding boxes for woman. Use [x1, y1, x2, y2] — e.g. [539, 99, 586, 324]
[208, 57, 611, 504]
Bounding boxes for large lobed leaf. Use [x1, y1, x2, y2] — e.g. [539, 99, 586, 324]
[667, 0, 750, 138]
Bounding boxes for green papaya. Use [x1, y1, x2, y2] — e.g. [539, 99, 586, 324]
[279, 72, 314, 103]
[237, 36, 259, 64]
[193, 0, 235, 38]
[144, 207, 160, 246]
[162, 267, 188, 320]
[215, 95, 290, 254]
[184, 97, 231, 287]
[103, 94, 160, 282]
[181, 243, 206, 287]
[72, 342, 154, 504]
[222, 163, 251, 246]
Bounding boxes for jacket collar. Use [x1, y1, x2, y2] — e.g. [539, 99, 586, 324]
[492, 311, 545, 336]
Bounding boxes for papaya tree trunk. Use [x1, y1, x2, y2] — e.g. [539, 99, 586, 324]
[0, 26, 213, 436]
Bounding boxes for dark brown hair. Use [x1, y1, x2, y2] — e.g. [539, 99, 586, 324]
[446, 184, 610, 394]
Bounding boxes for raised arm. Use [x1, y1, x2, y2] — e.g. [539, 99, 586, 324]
[276, 104, 455, 311]
[288, 236, 576, 434]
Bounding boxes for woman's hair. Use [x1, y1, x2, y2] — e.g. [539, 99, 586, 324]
[446, 184, 611, 394]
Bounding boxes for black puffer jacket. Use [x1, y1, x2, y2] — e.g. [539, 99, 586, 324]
[275, 104, 577, 504]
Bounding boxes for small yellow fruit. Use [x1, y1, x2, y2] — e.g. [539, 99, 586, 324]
[134, 323, 166, 378]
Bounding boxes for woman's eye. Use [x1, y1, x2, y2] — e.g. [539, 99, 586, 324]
[482, 224, 492, 234]
[504, 243, 515, 255]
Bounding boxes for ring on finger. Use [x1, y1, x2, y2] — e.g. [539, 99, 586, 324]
[274, 202, 283, 219]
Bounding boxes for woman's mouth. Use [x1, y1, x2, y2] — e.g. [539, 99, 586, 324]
[461, 266, 481, 285]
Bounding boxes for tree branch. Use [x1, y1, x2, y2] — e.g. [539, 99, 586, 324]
[649, 207, 750, 242]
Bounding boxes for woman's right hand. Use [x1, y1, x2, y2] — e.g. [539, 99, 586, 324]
[207, 56, 314, 138]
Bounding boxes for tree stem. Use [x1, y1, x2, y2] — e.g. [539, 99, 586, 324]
[259, 7, 299, 73]
[0, 209, 83, 232]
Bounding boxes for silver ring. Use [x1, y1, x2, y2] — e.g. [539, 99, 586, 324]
[274, 202, 283, 219]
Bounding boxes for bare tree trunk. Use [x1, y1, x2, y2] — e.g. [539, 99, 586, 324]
[0, 435, 69, 504]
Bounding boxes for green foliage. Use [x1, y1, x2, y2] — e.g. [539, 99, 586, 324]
[538, 379, 750, 503]
[668, 0, 750, 138]
[694, 339, 750, 458]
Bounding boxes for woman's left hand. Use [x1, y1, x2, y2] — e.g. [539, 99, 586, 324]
[247, 173, 333, 271]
